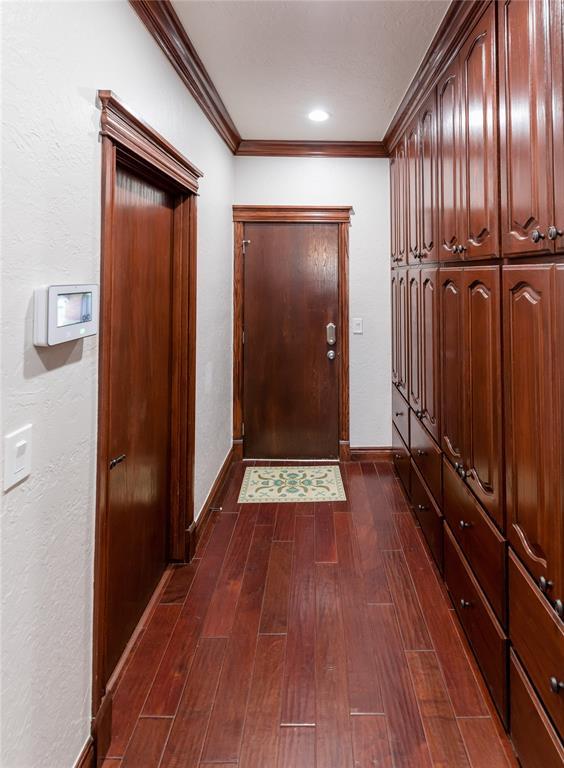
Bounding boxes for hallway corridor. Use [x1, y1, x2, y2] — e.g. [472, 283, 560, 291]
[101, 461, 516, 767]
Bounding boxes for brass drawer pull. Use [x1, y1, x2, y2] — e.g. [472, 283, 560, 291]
[549, 677, 564, 694]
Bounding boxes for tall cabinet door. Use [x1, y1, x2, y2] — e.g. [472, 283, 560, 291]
[499, 0, 554, 257]
[419, 92, 438, 263]
[459, 3, 499, 260]
[391, 271, 399, 386]
[551, 0, 564, 255]
[406, 122, 420, 264]
[408, 268, 422, 412]
[397, 270, 409, 400]
[395, 141, 408, 266]
[463, 267, 503, 528]
[503, 265, 563, 601]
[437, 64, 462, 260]
[390, 154, 399, 267]
[420, 267, 440, 441]
[440, 268, 465, 464]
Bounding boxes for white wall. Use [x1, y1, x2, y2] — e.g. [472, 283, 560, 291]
[234, 156, 391, 448]
[1, 2, 234, 766]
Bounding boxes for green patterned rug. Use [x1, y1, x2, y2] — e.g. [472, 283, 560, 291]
[238, 465, 346, 504]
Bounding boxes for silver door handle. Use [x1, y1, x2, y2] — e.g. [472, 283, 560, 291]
[326, 322, 336, 345]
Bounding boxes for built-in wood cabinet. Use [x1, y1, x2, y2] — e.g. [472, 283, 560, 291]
[499, 0, 559, 257]
[503, 264, 564, 608]
[389, 3, 564, 756]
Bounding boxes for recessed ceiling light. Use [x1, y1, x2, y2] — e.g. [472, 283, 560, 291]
[308, 109, 330, 122]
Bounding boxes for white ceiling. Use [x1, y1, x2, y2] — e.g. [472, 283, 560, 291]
[172, 0, 450, 141]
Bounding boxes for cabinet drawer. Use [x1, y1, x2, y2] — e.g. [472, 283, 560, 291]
[444, 528, 508, 724]
[410, 460, 443, 572]
[443, 458, 506, 625]
[410, 412, 442, 504]
[392, 424, 410, 498]
[510, 651, 564, 768]
[509, 551, 564, 735]
[392, 386, 410, 448]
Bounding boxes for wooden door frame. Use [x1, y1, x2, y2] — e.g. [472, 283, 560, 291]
[92, 91, 202, 729]
[232, 205, 354, 461]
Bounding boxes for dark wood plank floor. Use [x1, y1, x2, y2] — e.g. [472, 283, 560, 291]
[102, 461, 518, 768]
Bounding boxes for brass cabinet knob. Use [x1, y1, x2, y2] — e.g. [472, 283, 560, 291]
[531, 228, 545, 243]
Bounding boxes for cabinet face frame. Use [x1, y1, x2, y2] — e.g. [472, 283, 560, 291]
[498, 0, 554, 257]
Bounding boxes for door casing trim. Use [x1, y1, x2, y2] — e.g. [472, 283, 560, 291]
[232, 205, 354, 461]
[93, 91, 201, 728]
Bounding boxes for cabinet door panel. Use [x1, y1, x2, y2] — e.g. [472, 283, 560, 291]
[390, 155, 399, 266]
[440, 268, 465, 463]
[406, 123, 420, 264]
[397, 270, 409, 400]
[396, 141, 408, 266]
[408, 269, 422, 411]
[459, 3, 499, 260]
[419, 92, 438, 263]
[499, 0, 553, 256]
[420, 267, 440, 441]
[437, 66, 461, 260]
[463, 267, 503, 528]
[503, 265, 563, 600]
[391, 272, 399, 386]
[552, 0, 564, 254]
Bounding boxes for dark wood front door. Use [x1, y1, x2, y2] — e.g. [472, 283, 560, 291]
[104, 166, 174, 676]
[243, 222, 339, 459]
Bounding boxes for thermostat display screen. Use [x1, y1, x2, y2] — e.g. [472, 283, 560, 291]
[57, 292, 92, 328]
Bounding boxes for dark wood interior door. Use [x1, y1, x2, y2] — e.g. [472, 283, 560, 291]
[105, 166, 174, 677]
[243, 222, 339, 458]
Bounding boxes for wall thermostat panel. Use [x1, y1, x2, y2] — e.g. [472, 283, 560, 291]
[34, 284, 99, 346]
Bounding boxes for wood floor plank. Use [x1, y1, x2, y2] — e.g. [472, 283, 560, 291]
[334, 512, 383, 714]
[314, 502, 337, 562]
[260, 541, 292, 634]
[360, 462, 401, 549]
[369, 604, 432, 768]
[274, 502, 296, 541]
[276, 726, 316, 768]
[375, 460, 412, 515]
[315, 563, 355, 768]
[407, 651, 471, 767]
[257, 502, 278, 526]
[239, 635, 286, 768]
[121, 717, 172, 768]
[220, 461, 248, 512]
[100, 760, 121, 767]
[107, 603, 181, 756]
[142, 513, 237, 717]
[280, 515, 316, 726]
[345, 463, 391, 603]
[457, 718, 517, 768]
[394, 512, 488, 718]
[383, 549, 433, 651]
[201, 506, 259, 638]
[158, 637, 227, 768]
[160, 563, 198, 604]
[201, 524, 273, 763]
[351, 715, 393, 768]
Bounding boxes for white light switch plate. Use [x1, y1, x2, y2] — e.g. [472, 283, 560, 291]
[4, 424, 32, 491]
[352, 317, 363, 335]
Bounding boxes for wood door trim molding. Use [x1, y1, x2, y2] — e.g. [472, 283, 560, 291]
[93, 91, 198, 724]
[236, 140, 389, 158]
[128, 1, 241, 153]
[383, 0, 488, 152]
[98, 90, 203, 191]
[233, 205, 355, 223]
[232, 206, 352, 461]
[350, 447, 395, 461]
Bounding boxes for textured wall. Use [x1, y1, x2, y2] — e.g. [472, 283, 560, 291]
[234, 156, 391, 447]
[1, 2, 234, 766]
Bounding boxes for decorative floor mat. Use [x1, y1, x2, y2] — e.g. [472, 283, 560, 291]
[237, 465, 346, 504]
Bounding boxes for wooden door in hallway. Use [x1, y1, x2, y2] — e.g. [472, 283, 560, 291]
[243, 221, 339, 458]
[104, 166, 174, 677]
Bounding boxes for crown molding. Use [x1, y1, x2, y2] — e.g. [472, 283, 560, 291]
[236, 140, 389, 158]
[233, 205, 354, 223]
[383, 0, 488, 152]
[130, 0, 242, 153]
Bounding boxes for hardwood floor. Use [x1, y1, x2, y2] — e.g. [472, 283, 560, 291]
[102, 461, 518, 767]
